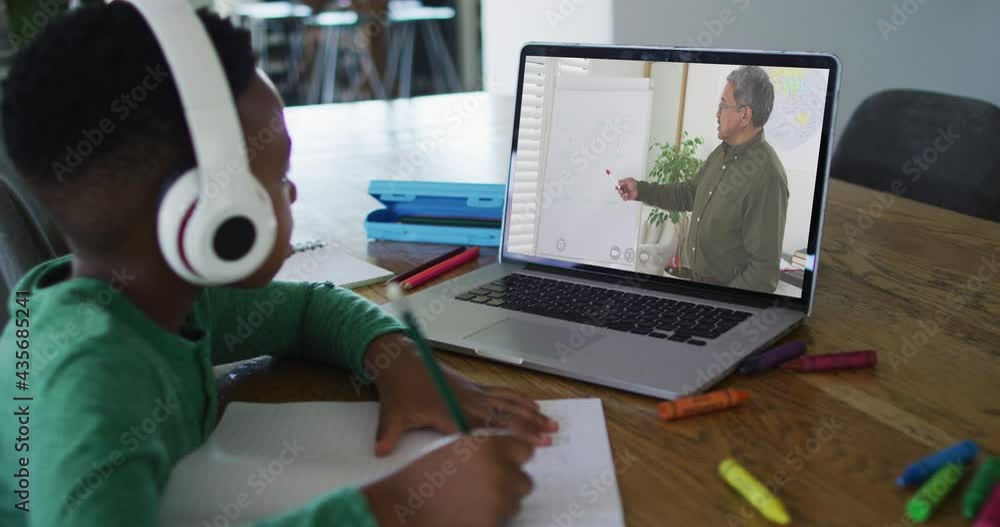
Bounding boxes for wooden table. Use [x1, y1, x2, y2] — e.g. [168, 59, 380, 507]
[217, 93, 1000, 526]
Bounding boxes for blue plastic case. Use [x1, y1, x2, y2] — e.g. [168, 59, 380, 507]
[365, 180, 506, 246]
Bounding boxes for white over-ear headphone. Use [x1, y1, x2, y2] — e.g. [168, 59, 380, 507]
[117, 0, 277, 285]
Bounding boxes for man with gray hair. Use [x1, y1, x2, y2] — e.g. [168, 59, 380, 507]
[618, 65, 789, 293]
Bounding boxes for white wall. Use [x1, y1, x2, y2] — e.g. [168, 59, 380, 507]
[481, 0, 614, 95]
[611, 0, 1000, 143]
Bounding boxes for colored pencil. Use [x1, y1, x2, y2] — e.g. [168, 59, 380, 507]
[385, 246, 467, 285]
[401, 247, 480, 290]
[386, 284, 470, 432]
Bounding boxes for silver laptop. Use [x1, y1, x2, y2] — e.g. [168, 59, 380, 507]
[385, 44, 840, 399]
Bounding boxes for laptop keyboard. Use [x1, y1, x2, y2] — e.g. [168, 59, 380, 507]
[455, 273, 752, 346]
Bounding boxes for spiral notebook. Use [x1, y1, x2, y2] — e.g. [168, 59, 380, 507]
[159, 398, 624, 527]
[275, 240, 393, 289]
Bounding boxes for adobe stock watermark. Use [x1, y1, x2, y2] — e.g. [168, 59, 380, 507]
[201, 438, 307, 527]
[545, 0, 589, 29]
[194, 108, 289, 203]
[680, 296, 795, 394]
[31, 266, 136, 375]
[841, 126, 959, 247]
[63, 394, 181, 511]
[549, 449, 639, 527]
[221, 287, 288, 354]
[392, 88, 495, 181]
[538, 116, 628, 208]
[882, 463, 963, 527]
[878, 0, 930, 42]
[685, 0, 751, 48]
[51, 64, 171, 183]
[725, 415, 846, 526]
[886, 247, 999, 373]
[391, 407, 520, 522]
[349, 280, 467, 393]
[6, 0, 62, 50]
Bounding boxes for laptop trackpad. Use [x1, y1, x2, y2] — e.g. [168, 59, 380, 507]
[463, 318, 605, 361]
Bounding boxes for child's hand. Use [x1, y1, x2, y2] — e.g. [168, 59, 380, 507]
[362, 433, 535, 527]
[365, 333, 559, 456]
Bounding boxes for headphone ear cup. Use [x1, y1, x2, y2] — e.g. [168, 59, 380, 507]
[157, 169, 204, 284]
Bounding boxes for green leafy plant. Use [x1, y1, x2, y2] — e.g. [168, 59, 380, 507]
[645, 131, 704, 226]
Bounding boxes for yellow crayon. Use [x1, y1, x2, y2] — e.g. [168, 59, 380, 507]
[719, 458, 791, 525]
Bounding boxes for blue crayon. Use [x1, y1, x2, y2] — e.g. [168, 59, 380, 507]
[897, 440, 979, 487]
[737, 340, 807, 374]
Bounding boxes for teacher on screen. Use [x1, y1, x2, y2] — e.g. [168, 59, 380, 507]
[617, 65, 789, 294]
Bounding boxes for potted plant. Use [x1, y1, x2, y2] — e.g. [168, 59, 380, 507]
[644, 132, 703, 268]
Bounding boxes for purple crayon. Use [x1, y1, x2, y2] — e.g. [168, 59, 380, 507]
[781, 350, 877, 372]
[738, 341, 807, 374]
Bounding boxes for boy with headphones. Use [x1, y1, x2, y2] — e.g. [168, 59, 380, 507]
[0, 2, 557, 526]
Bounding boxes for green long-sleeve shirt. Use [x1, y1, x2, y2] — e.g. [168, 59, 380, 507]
[637, 131, 789, 293]
[1, 256, 407, 526]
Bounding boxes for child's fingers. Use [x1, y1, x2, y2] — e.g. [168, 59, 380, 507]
[481, 385, 541, 410]
[494, 435, 537, 466]
[479, 393, 553, 429]
[374, 414, 409, 457]
[480, 397, 554, 438]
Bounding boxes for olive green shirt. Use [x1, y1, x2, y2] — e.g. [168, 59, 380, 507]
[637, 131, 789, 293]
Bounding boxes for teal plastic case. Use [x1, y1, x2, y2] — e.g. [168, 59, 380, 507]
[366, 180, 506, 246]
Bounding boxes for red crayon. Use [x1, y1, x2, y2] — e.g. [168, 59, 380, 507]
[780, 350, 877, 372]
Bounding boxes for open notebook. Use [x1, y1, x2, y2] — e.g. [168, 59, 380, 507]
[160, 399, 624, 526]
[275, 240, 393, 289]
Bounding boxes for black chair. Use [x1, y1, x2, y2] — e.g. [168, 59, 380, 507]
[0, 19, 68, 326]
[831, 89, 1000, 222]
[0, 164, 68, 327]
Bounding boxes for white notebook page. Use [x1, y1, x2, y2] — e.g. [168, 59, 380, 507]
[159, 399, 624, 526]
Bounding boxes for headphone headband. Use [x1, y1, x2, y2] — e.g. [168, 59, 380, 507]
[115, 0, 252, 195]
[115, 0, 279, 285]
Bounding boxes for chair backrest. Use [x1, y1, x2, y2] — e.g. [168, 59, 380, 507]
[831, 89, 1000, 222]
[0, 22, 69, 327]
[0, 167, 69, 327]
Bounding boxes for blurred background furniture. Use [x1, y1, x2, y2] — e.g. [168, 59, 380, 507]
[229, 0, 470, 104]
[382, 3, 461, 98]
[831, 90, 1000, 222]
[234, 1, 314, 104]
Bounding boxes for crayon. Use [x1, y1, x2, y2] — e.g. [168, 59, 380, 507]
[973, 485, 1000, 527]
[898, 439, 979, 487]
[719, 458, 790, 525]
[385, 247, 467, 285]
[657, 388, 750, 421]
[401, 247, 480, 290]
[964, 457, 1000, 518]
[738, 340, 807, 374]
[780, 350, 877, 372]
[906, 462, 965, 522]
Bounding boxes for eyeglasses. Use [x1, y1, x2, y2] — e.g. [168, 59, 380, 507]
[718, 102, 747, 113]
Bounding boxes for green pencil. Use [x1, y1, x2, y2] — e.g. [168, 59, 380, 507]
[386, 283, 470, 433]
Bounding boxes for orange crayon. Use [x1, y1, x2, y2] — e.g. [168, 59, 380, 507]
[657, 388, 751, 421]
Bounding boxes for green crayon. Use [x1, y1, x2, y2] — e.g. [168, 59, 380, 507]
[963, 457, 1000, 519]
[906, 462, 965, 523]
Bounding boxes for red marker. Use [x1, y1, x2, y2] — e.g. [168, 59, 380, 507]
[606, 168, 621, 191]
[780, 350, 877, 372]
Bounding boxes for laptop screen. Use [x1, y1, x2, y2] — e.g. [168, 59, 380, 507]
[504, 48, 837, 301]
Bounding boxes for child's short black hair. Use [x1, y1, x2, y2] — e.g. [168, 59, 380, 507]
[1, 3, 256, 252]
